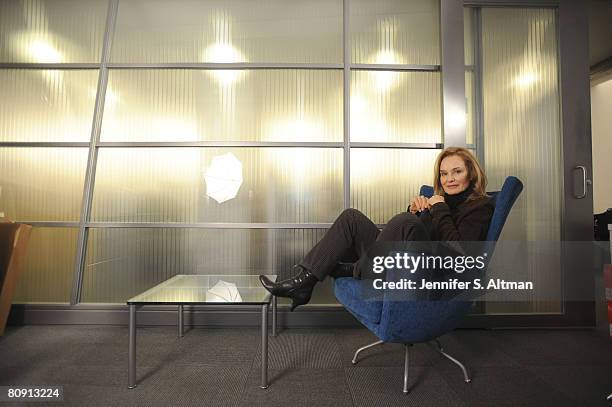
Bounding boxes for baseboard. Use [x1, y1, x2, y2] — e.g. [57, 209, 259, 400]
[7, 303, 362, 328]
[6, 303, 595, 330]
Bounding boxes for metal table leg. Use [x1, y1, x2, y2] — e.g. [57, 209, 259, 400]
[178, 305, 184, 338]
[128, 304, 137, 389]
[271, 296, 277, 337]
[260, 303, 269, 389]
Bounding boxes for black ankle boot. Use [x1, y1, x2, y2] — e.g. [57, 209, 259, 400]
[259, 265, 318, 311]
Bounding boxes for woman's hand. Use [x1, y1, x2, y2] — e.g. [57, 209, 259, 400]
[428, 195, 445, 206]
[409, 196, 430, 213]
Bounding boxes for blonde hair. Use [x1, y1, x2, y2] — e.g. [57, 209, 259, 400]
[433, 147, 488, 200]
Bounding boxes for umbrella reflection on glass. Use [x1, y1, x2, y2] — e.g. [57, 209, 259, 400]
[204, 153, 243, 204]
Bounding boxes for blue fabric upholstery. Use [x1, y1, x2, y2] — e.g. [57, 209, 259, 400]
[484, 176, 523, 241]
[334, 176, 523, 345]
[419, 185, 434, 197]
[334, 277, 383, 325]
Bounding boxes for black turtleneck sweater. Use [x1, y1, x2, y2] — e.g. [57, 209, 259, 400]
[419, 187, 494, 241]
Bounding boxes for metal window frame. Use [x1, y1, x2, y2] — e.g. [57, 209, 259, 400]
[0, 63, 100, 69]
[85, 223, 338, 229]
[20, 222, 81, 228]
[343, 0, 351, 209]
[0, 142, 91, 147]
[97, 142, 345, 147]
[466, 6, 486, 165]
[440, 0, 467, 148]
[1, 0, 457, 306]
[70, 0, 119, 304]
[464, 0, 558, 6]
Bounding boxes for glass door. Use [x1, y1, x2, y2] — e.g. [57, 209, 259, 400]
[464, 1, 594, 327]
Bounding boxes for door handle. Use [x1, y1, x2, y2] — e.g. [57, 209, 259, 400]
[573, 165, 592, 199]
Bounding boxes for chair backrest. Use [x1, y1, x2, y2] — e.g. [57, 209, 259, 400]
[419, 176, 523, 243]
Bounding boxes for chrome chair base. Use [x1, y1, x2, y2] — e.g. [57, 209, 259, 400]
[403, 344, 411, 394]
[429, 339, 471, 383]
[351, 339, 471, 393]
[351, 340, 384, 364]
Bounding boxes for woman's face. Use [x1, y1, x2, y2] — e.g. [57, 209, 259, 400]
[439, 155, 470, 195]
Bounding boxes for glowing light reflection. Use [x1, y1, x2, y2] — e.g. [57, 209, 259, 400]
[445, 106, 467, 132]
[515, 72, 538, 88]
[373, 50, 401, 91]
[27, 40, 62, 63]
[266, 119, 325, 183]
[204, 42, 246, 86]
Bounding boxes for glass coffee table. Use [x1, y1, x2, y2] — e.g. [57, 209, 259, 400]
[126, 274, 277, 390]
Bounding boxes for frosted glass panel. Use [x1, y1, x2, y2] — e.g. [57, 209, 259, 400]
[82, 228, 329, 303]
[480, 8, 561, 313]
[0, 148, 88, 221]
[0, 0, 107, 63]
[351, 0, 440, 65]
[100, 70, 342, 142]
[91, 148, 343, 223]
[464, 7, 474, 66]
[111, 0, 342, 63]
[350, 149, 440, 224]
[14, 228, 77, 304]
[350, 71, 441, 143]
[0, 70, 98, 142]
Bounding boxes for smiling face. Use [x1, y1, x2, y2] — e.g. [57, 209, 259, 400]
[439, 155, 471, 195]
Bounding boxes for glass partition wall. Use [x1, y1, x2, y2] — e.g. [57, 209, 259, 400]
[1, 0, 109, 303]
[1, 0, 591, 325]
[2, 0, 442, 306]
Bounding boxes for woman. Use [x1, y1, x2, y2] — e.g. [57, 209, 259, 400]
[259, 147, 494, 311]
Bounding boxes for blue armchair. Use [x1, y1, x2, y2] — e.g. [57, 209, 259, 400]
[334, 176, 523, 394]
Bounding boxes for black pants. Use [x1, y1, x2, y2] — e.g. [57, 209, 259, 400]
[299, 209, 430, 281]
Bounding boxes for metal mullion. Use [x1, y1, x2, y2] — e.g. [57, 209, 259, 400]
[85, 223, 334, 229]
[350, 142, 443, 149]
[0, 142, 90, 148]
[440, 0, 467, 148]
[556, 0, 594, 327]
[96, 141, 344, 148]
[464, 0, 558, 6]
[0, 63, 100, 69]
[71, 0, 119, 305]
[106, 62, 344, 70]
[18, 222, 81, 228]
[474, 7, 485, 165]
[343, 0, 350, 209]
[350, 64, 440, 72]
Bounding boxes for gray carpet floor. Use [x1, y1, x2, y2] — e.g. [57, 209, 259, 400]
[1, 325, 611, 406]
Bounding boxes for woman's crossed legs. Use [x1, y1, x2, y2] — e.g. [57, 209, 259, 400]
[300, 208, 430, 280]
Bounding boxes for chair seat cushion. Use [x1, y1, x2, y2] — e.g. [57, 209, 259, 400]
[334, 277, 383, 324]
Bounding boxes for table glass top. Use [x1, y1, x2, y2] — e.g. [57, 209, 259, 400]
[127, 274, 277, 305]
